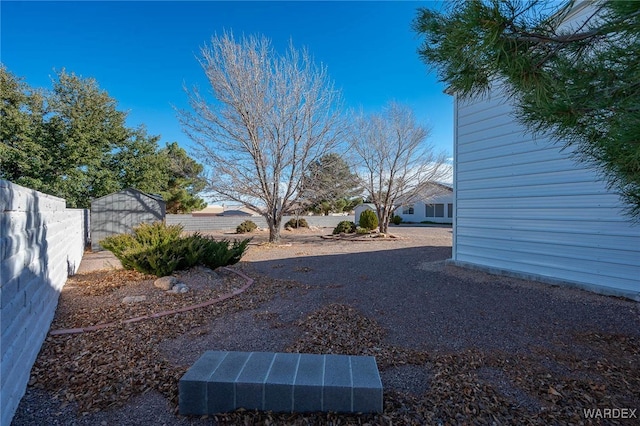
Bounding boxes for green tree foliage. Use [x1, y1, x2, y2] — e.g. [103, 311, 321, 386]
[42, 69, 130, 206]
[300, 153, 362, 214]
[0, 66, 207, 211]
[159, 142, 207, 214]
[414, 0, 640, 219]
[1, 66, 51, 191]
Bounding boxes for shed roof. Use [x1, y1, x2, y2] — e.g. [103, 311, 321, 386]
[91, 188, 165, 204]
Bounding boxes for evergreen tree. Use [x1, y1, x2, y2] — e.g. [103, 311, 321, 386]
[414, 0, 640, 219]
[0, 67, 207, 211]
[300, 153, 361, 214]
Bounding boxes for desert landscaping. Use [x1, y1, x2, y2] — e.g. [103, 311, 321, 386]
[11, 226, 640, 425]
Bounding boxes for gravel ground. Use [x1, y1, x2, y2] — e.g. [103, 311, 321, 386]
[11, 226, 640, 425]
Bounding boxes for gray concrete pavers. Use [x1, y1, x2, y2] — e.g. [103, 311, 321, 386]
[179, 350, 383, 415]
[293, 353, 325, 412]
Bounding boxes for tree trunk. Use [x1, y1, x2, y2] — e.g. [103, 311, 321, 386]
[267, 214, 282, 243]
[376, 206, 390, 234]
[379, 209, 390, 234]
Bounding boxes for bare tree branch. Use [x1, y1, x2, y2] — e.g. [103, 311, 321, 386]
[349, 102, 449, 233]
[178, 32, 345, 242]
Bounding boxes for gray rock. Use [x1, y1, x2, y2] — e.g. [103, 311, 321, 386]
[122, 295, 147, 304]
[154, 276, 177, 290]
[169, 283, 189, 294]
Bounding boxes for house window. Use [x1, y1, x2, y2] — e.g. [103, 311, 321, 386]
[426, 203, 434, 217]
[402, 205, 414, 215]
[426, 203, 445, 218]
[447, 203, 453, 218]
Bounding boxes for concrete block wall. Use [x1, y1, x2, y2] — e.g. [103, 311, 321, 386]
[166, 214, 355, 232]
[0, 180, 88, 426]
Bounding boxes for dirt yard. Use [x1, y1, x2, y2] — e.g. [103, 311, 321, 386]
[11, 226, 640, 425]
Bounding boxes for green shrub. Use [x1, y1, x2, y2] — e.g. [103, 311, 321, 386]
[391, 215, 403, 225]
[101, 221, 183, 259]
[285, 218, 309, 229]
[356, 227, 371, 234]
[119, 242, 181, 277]
[100, 221, 250, 277]
[174, 233, 211, 270]
[99, 233, 138, 259]
[333, 220, 356, 234]
[358, 209, 378, 231]
[199, 238, 251, 270]
[236, 220, 257, 234]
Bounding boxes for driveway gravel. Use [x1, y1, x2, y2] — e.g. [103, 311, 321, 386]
[11, 226, 640, 425]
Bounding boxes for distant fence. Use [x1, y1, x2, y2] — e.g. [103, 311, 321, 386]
[166, 214, 355, 232]
[0, 180, 88, 426]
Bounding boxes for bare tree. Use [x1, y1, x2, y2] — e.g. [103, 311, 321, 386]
[349, 102, 449, 233]
[179, 32, 344, 242]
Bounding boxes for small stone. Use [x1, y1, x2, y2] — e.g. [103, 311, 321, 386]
[154, 276, 177, 290]
[122, 295, 146, 304]
[169, 282, 189, 294]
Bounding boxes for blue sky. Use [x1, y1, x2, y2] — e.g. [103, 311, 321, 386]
[2, 1, 452, 159]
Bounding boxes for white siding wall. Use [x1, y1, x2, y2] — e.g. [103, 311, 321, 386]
[452, 87, 640, 299]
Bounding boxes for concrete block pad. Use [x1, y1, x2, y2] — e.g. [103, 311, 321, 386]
[179, 351, 383, 416]
[293, 353, 324, 412]
[264, 352, 300, 412]
[323, 354, 352, 412]
[235, 352, 276, 410]
[351, 356, 383, 413]
[179, 351, 228, 415]
[207, 351, 251, 413]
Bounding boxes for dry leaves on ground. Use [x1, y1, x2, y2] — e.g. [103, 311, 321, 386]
[29, 267, 302, 414]
[26, 267, 640, 425]
[287, 303, 428, 369]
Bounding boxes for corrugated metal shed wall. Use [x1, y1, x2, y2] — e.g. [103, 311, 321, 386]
[90, 189, 165, 251]
[452, 85, 640, 299]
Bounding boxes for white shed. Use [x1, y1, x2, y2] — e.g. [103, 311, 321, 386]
[450, 2, 639, 300]
[354, 203, 377, 225]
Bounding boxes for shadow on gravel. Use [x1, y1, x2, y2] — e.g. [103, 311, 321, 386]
[12, 234, 640, 426]
[244, 245, 639, 355]
[237, 244, 640, 421]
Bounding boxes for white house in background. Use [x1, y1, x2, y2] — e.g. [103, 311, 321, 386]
[354, 185, 453, 226]
[449, 3, 640, 300]
[394, 184, 453, 224]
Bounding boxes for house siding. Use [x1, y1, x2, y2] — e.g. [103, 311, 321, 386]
[394, 191, 453, 224]
[452, 87, 640, 299]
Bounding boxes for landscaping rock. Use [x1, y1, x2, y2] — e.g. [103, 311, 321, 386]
[121, 295, 147, 304]
[154, 276, 177, 290]
[169, 283, 189, 294]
